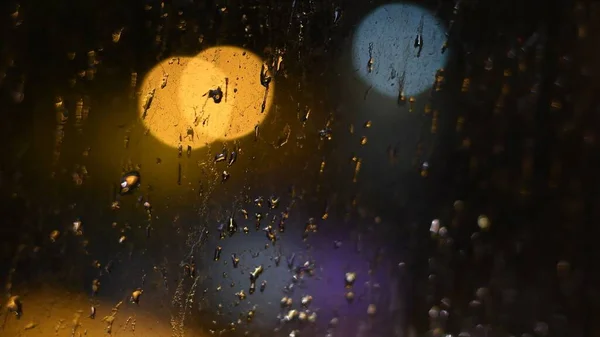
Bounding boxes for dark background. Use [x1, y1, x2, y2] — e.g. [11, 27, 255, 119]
[0, 0, 597, 336]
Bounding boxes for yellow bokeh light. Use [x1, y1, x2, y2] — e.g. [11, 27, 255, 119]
[139, 46, 274, 148]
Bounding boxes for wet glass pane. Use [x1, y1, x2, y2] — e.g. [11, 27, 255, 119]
[0, 0, 594, 336]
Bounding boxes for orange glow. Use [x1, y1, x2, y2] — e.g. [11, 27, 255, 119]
[139, 46, 274, 148]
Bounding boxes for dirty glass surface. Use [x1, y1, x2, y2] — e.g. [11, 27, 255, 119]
[0, 0, 595, 336]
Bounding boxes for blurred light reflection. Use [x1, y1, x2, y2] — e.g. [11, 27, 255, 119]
[139, 46, 274, 148]
[352, 3, 448, 98]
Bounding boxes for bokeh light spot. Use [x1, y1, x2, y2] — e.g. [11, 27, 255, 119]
[139, 46, 274, 148]
[352, 3, 448, 98]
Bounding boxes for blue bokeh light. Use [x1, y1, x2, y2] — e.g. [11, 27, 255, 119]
[352, 3, 448, 98]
